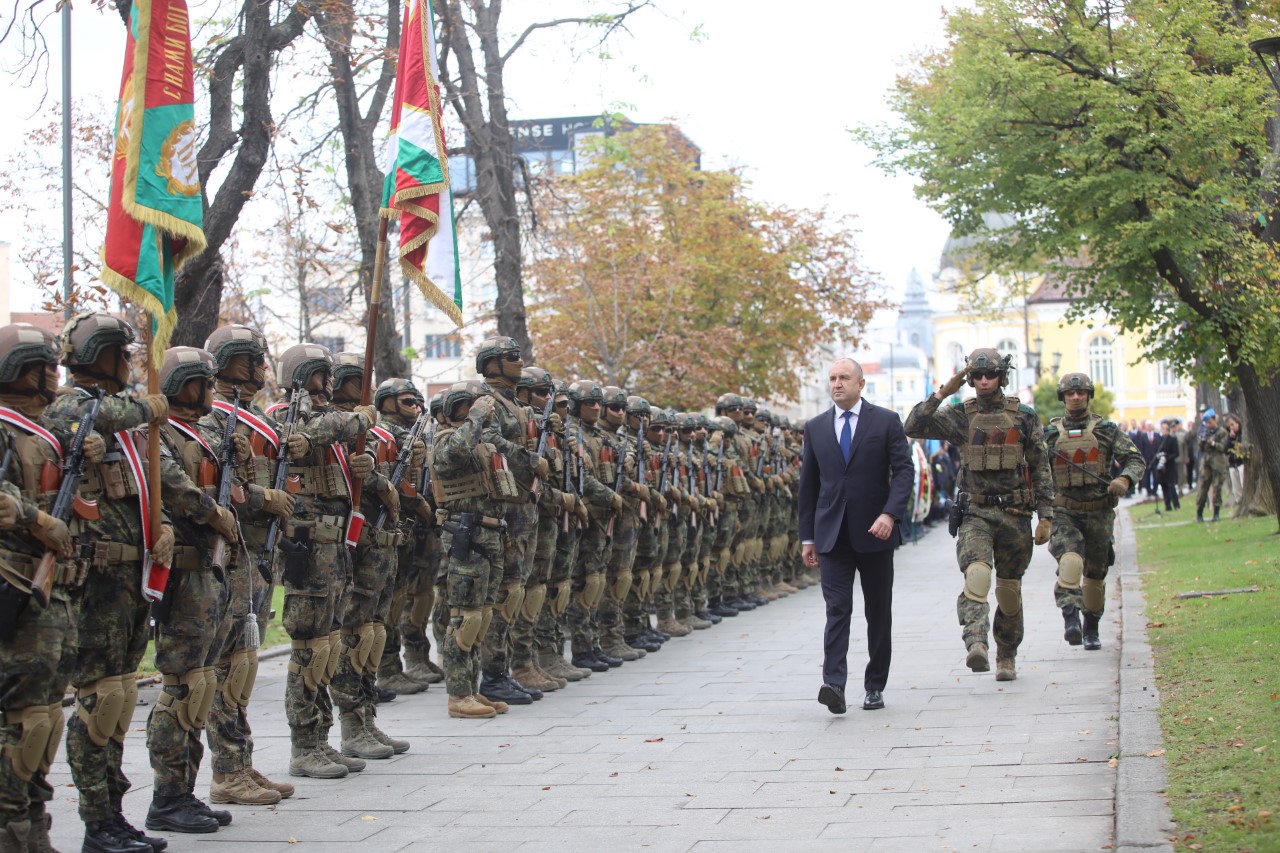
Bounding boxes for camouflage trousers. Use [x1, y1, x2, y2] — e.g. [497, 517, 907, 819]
[0, 585, 77, 828]
[332, 538, 397, 714]
[440, 523, 504, 698]
[655, 511, 688, 621]
[569, 515, 610, 655]
[386, 528, 440, 679]
[601, 515, 639, 646]
[1049, 507, 1116, 617]
[681, 513, 712, 618]
[707, 504, 740, 602]
[148, 567, 229, 798]
[512, 511, 559, 669]
[480, 503, 536, 679]
[67, 560, 151, 822]
[535, 519, 580, 661]
[955, 507, 1033, 655]
[625, 517, 667, 636]
[1197, 463, 1227, 513]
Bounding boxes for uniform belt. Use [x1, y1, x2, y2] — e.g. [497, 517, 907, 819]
[1052, 493, 1117, 511]
[91, 541, 144, 567]
[360, 527, 404, 549]
[171, 544, 205, 571]
[434, 509, 506, 530]
[0, 550, 80, 587]
[966, 489, 1033, 509]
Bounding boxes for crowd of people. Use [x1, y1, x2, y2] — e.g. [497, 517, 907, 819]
[0, 319, 815, 853]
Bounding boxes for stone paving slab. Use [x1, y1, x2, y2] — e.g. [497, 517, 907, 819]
[42, 514, 1149, 852]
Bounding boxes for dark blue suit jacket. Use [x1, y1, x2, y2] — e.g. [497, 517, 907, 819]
[798, 400, 914, 553]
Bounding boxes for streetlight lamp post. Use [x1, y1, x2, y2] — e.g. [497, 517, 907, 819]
[1249, 37, 1280, 95]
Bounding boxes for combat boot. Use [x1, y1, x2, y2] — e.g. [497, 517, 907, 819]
[693, 608, 721, 625]
[708, 597, 739, 618]
[472, 693, 509, 714]
[1082, 612, 1102, 650]
[755, 585, 779, 601]
[289, 731, 349, 779]
[1, 820, 29, 853]
[210, 769, 281, 806]
[602, 638, 641, 661]
[1196, 508, 1205, 523]
[378, 671, 426, 695]
[994, 648, 1017, 682]
[319, 741, 365, 772]
[479, 674, 533, 704]
[776, 581, 800, 594]
[246, 767, 295, 799]
[540, 652, 588, 681]
[363, 706, 410, 754]
[1211, 508, 1220, 523]
[657, 616, 692, 637]
[571, 650, 610, 672]
[26, 810, 57, 853]
[448, 694, 496, 718]
[82, 819, 152, 853]
[965, 642, 990, 673]
[403, 647, 444, 684]
[144, 796, 219, 834]
[512, 665, 560, 692]
[340, 711, 393, 759]
[681, 613, 713, 630]
[533, 663, 568, 689]
[1062, 605, 1083, 646]
[107, 813, 166, 852]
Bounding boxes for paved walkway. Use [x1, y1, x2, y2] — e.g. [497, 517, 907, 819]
[45, 520, 1147, 852]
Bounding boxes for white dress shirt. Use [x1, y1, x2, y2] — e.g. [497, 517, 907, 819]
[833, 398, 863, 446]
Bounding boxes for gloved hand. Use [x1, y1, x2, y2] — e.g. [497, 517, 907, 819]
[286, 432, 310, 460]
[151, 524, 175, 566]
[936, 366, 970, 399]
[1107, 477, 1129, 497]
[655, 494, 668, 514]
[231, 433, 252, 464]
[262, 487, 296, 519]
[574, 499, 589, 526]
[82, 431, 106, 464]
[534, 455, 550, 480]
[414, 497, 435, 523]
[610, 492, 623, 514]
[1034, 517, 1051, 546]
[706, 497, 719, 513]
[30, 511, 72, 556]
[560, 491, 575, 513]
[141, 393, 169, 423]
[354, 405, 378, 426]
[0, 494, 19, 529]
[208, 505, 239, 543]
[376, 477, 401, 521]
[628, 482, 650, 502]
[410, 438, 427, 469]
[751, 477, 765, 494]
[348, 451, 375, 481]
[547, 412, 563, 432]
[469, 396, 496, 422]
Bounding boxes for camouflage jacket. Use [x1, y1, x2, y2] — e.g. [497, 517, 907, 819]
[155, 417, 230, 551]
[482, 382, 539, 494]
[430, 407, 508, 517]
[0, 409, 68, 559]
[555, 416, 614, 511]
[1044, 413, 1145, 503]
[201, 391, 282, 536]
[374, 413, 431, 526]
[1199, 425, 1230, 473]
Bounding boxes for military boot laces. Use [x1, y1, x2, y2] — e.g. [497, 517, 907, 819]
[340, 711, 394, 759]
[512, 664, 560, 693]
[289, 737, 349, 779]
[319, 740, 365, 772]
[533, 662, 568, 689]
[602, 638, 641, 661]
[82, 819, 152, 853]
[966, 643, 990, 673]
[144, 795, 219, 835]
[472, 692, 509, 714]
[995, 649, 1017, 682]
[363, 708, 410, 754]
[246, 767, 295, 799]
[108, 813, 166, 852]
[1062, 606, 1083, 646]
[210, 769, 281, 806]
[448, 695, 496, 718]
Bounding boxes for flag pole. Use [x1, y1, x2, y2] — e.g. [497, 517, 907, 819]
[355, 217, 389, 458]
[144, 315, 162, 544]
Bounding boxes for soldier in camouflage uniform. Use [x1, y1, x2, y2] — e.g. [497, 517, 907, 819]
[144, 347, 242, 835]
[201, 325, 296, 807]
[651, 409, 691, 638]
[737, 400, 772, 605]
[429, 382, 514, 718]
[707, 406, 751, 618]
[671, 414, 716, 631]
[598, 387, 646, 662]
[0, 324, 80, 853]
[1044, 373, 1144, 651]
[45, 313, 172, 853]
[328, 360, 412, 761]
[622, 397, 668, 652]
[904, 348, 1054, 681]
[1195, 410, 1230, 523]
[397, 387, 445, 687]
[269, 344, 376, 780]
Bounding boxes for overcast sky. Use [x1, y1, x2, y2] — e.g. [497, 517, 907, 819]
[0, 0, 956, 323]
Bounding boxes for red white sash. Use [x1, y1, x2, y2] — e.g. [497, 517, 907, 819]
[166, 418, 217, 460]
[369, 425, 397, 448]
[213, 399, 280, 453]
[265, 402, 288, 416]
[0, 406, 63, 462]
[117, 430, 172, 601]
[332, 444, 363, 547]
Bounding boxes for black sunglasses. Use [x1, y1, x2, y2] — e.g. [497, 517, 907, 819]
[725, 405, 742, 413]
[397, 397, 421, 406]
[605, 403, 626, 412]
[502, 352, 522, 362]
[970, 370, 1000, 381]
[678, 427, 694, 434]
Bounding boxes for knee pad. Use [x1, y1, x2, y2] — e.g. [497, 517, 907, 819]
[325, 630, 342, 683]
[221, 647, 259, 709]
[452, 607, 484, 652]
[289, 636, 332, 692]
[499, 580, 526, 624]
[1057, 552, 1084, 590]
[346, 623, 377, 674]
[550, 580, 571, 619]
[963, 562, 992, 603]
[732, 542, 747, 567]
[994, 577, 1022, 616]
[521, 583, 547, 623]
[370, 622, 388, 671]
[3, 705, 54, 782]
[610, 571, 633, 604]
[633, 569, 651, 600]
[480, 605, 495, 640]
[1082, 577, 1105, 613]
[76, 675, 127, 748]
[663, 562, 682, 593]
[584, 572, 606, 609]
[408, 585, 435, 630]
[716, 548, 731, 575]
[158, 667, 216, 731]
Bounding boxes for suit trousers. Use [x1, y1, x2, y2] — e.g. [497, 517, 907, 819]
[818, 523, 893, 693]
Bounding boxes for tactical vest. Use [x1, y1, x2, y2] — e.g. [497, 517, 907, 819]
[2, 424, 60, 507]
[591, 426, 617, 485]
[163, 421, 220, 500]
[369, 425, 399, 479]
[213, 402, 278, 489]
[80, 431, 145, 501]
[959, 397, 1026, 472]
[288, 412, 353, 500]
[428, 426, 519, 505]
[1048, 415, 1106, 488]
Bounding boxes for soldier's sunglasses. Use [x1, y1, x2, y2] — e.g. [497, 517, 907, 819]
[553, 400, 569, 410]
[397, 396, 420, 407]
[605, 403, 626, 412]
[678, 427, 695, 434]
[501, 352, 523, 361]
[725, 405, 742, 413]
[970, 370, 1000, 380]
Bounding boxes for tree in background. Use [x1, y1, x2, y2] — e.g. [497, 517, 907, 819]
[526, 126, 885, 409]
[865, 0, 1280, 525]
[1032, 376, 1114, 423]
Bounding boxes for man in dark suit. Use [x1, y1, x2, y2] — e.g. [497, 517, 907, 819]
[1133, 420, 1160, 498]
[798, 358, 913, 713]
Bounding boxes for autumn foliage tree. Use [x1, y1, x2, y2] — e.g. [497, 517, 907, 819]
[526, 126, 885, 409]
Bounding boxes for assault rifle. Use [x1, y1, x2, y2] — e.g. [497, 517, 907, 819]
[374, 412, 430, 533]
[657, 430, 677, 518]
[530, 393, 554, 496]
[31, 388, 103, 607]
[560, 415, 574, 533]
[260, 380, 304, 585]
[608, 422, 628, 536]
[209, 389, 241, 573]
[634, 417, 649, 524]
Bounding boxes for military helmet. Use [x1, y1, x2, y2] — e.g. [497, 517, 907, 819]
[691, 413, 710, 430]
[159, 347, 216, 398]
[625, 395, 650, 417]
[442, 381, 480, 420]
[566, 380, 603, 406]
[276, 343, 334, 388]
[756, 406, 772, 425]
[428, 391, 445, 419]
[332, 351, 364, 386]
[714, 415, 737, 435]
[601, 385, 628, 408]
[0, 324, 58, 384]
[60, 312, 136, 367]
[1056, 372, 1094, 401]
[374, 377, 420, 410]
[204, 325, 268, 371]
[715, 393, 743, 415]
[553, 378, 571, 395]
[965, 347, 1012, 387]
[649, 407, 671, 427]
[517, 366, 553, 392]
[474, 335, 522, 374]
[741, 398, 758, 413]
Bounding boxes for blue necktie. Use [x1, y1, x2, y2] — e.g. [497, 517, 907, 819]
[840, 410, 853, 464]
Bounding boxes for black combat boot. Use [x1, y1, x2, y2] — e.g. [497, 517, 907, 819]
[695, 608, 723, 625]
[571, 651, 609, 672]
[183, 793, 231, 827]
[592, 647, 624, 668]
[478, 674, 534, 704]
[1196, 508, 1204, 523]
[144, 796, 219, 834]
[109, 813, 168, 851]
[1082, 612, 1102, 651]
[708, 598, 738, 618]
[82, 819, 153, 853]
[1062, 605, 1083, 646]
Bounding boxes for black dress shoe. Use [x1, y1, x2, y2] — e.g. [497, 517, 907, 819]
[478, 676, 534, 704]
[83, 820, 153, 853]
[144, 796, 219, 834]
[506, 675, 542, 700]
[109, 814, 168, 852]
[696, 609, 722, 624]
[1062, 605, 1083, 646]
[593, 648, 623, 668]
[572, 653, 609, 672]
[183, 794, 231, 827]
[862, 690, 885, 710]
[817, 684, 847, 715]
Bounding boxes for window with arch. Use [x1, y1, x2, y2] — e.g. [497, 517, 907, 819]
[996, 338, 1019, 365]
[1156, 360, 1178, 387]
[1088, 335, 1115, 388]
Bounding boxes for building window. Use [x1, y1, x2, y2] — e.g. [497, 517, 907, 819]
[896, 379, 904, 394]
[423, 334, 462, 359]
[315, 336, 345, 354]
[867, 381, 876, 396]
[1156, 360, 1178, 387]
[996, 338, 1019, 365]
[1088, 335, 1115, 388]
[948, 343, 965, 371]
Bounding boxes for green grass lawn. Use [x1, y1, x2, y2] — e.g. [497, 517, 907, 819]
[1133, 511, 1280, 852]
[138, 584, 290, 677]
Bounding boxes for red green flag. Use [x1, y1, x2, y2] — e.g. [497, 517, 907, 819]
[101, 0, 206, 367]
[382, 0, 463, 327]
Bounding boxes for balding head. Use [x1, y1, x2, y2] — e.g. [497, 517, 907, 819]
[828, 358, 865, 410]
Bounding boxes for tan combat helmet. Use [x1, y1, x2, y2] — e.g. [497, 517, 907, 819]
[965, 347, 1012, 388]
[276, 343, 334, 389]
[159, 347, 216, 397]
[1056, 372, 1094, 401]
[0, 323, 58, 384]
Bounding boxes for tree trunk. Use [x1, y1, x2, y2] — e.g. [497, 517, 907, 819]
[1232, 362, 1280, 531]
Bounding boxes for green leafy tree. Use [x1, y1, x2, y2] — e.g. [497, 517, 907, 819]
[863, 0, 1280, 527]
[1032, 376, 1113, 422]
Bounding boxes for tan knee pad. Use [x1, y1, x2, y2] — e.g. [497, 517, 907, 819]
[963, 562, 992, 603]
[324, 630, 342, 683]
[158, 667, 216, 731]
[369, 622, 388, 671]
[480, 605, 495, 640]
[994, 577, 1022, 616]
[408, 584, 435, 630]
[715, 548, 731, 576]
[609, 571, 633, 603]
[1057, 552, 1084, 590]
[498, 580, 526, 624]
[584, 572, 606, 609]
[681, 562, 697, 591]
[732, 542, 747, 568]
[452, 607, 484, 653]
[633, 569, 651, 600]
[44, 702, 64, 773]
[116, 673, 138, 744]
[221, 647, 259, 709]
[288, 636, 332, 692]
[3, 705, 54, 782]
[1082, 577, 1105, 613]
[550, 580, 572, 618]
[76, 675, 127, 748]
[663, 562, 682, 593]
[346, 623, 378, 674]
[521, 583, 547, 623]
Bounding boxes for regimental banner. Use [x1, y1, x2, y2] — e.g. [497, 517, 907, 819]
[381, 0, 464, 327]
[101, 0, 206, 367]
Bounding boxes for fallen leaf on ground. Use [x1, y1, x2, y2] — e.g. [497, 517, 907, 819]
[1146, 749, 1166, 757]
[1108, 758, 1119, 768]
[644, 737, 664, 743]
